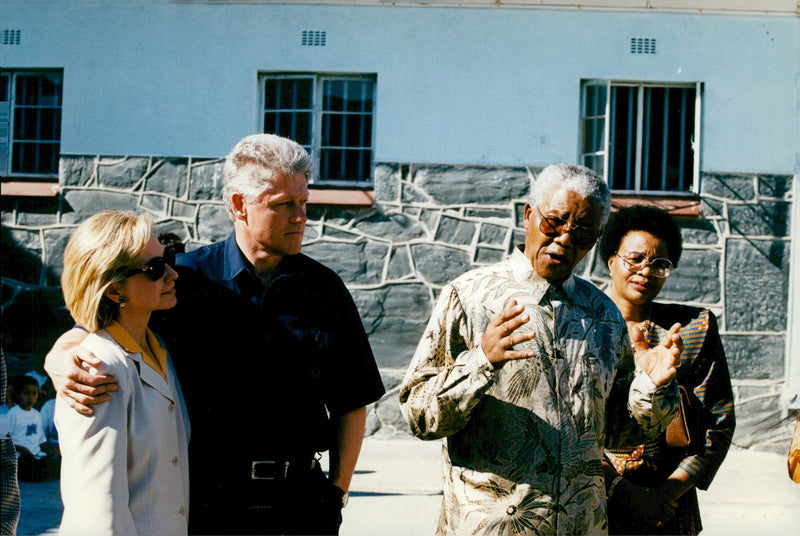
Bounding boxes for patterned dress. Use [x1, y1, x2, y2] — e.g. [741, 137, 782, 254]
[400, 249, 679, 535]
[604, 304, 735, 535]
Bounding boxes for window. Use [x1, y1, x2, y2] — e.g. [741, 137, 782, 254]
[260, 73, 376, 185]
[0, 70, 63, 179]
[580, 81, 701, 194]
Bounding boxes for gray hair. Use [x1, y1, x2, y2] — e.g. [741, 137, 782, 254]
[530, 163, 612, 226]
[221, 133, 313, 220]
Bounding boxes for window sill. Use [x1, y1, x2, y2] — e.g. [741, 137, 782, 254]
[1, 181, 61, 197]
[308, 188, 374, 207]
[610, 194, 701, 218]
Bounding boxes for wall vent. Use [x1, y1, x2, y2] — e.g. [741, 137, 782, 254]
[3, 29, 21, 46]
[301, 30, 326, 47]
[630, 37, 656, 54]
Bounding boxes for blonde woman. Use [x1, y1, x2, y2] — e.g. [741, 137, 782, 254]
[56, 210, 189, 536]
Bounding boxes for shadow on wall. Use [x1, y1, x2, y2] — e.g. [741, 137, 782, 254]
[1, 226, 74, 378]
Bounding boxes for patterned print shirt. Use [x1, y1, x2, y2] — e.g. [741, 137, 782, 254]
[400, 248, 679, 536]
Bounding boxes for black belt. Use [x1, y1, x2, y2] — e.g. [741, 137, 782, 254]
[248, 456, 319, 481]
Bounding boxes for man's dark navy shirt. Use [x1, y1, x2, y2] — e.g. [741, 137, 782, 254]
[150, 232, 385, 520]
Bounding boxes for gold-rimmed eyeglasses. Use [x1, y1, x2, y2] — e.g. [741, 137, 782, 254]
[616, 251, 673, 278]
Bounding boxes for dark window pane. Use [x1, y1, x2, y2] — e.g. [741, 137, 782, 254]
[584, 84, 606, 117]
[322, 113, 343, 147]
[264, 79, 279, 109]
[346, 114, 371, 148]
[294, 112, 312, 146]
[609, 86, 636, 190]
[0, 74, 8, 102]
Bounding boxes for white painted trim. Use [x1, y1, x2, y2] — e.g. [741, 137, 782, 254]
[785, 173, 800, 410]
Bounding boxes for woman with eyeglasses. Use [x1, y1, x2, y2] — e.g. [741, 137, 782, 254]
[599, 205, 735, 535]
[56, 210, 189, 536]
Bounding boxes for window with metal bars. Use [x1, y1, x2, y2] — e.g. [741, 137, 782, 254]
[580, 80, 701, 193]
[260, 73, 375, 185]
[0, 70, 63, 178]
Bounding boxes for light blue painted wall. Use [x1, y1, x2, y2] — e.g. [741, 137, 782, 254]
[3, 1, 798, 172]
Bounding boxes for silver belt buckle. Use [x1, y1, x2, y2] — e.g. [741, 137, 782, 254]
[251, 460, 290, 480]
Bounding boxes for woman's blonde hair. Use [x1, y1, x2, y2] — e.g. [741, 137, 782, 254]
[61, 211, 153, 332]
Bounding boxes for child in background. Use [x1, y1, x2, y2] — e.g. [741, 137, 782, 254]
[8, 375, 53, 481]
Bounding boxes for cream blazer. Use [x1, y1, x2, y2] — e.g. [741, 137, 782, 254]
[56, 330, 190, 536]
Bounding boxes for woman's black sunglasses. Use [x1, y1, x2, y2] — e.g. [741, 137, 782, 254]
[124, 247, 177, 281]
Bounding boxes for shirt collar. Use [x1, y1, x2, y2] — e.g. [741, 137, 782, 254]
[509, 246, 576, 304]
[222, 231, 253, 283]
[104, 321, 168, 378]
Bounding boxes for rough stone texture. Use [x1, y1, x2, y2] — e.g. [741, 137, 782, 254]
[412, 165, 530, 205]
[757, 174, 793, 200]
[701, 172, 756, 201]
[0, 157, 794, 450]
[435, 214, 476, 246]
[722, 335, 785, 379]
[60, 156, 95, 187]
[659, 249, 721, 303]
[97, 156, 149, 189]
[145, 158, 188, 197]
[728, 202, 791, 237]
[196, 204, 232, 243]
[188, 159, 224, 201]
[60, 189, 140, 224]
[352, 211, 426, 241]
[725, 239, 790, 332]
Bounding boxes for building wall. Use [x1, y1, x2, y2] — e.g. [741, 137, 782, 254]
[2, 2, 798, 172]
[2, 155, 795, 451]
[1, 1, 798, 450]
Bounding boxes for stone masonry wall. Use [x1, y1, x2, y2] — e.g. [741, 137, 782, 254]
[1, 155, 795, 452]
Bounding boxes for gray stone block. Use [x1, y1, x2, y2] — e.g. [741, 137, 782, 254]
[140, 194, 168, 218]
[60, 156, 95, 187]
[678, 218, 719, 246]
[42, 227, 75, 282]
[172, 200, 197, 220]
[700, 172, 755, 201]
[97, 156, 149, 189]
[410, 244, 472, 285]
[757, 174, 793, 200]
[660, 249, 720, 303]
[435, 215, 476, 246]
[145, 158, 188, 197]
[353, 211, 426, 241]
[475, 246, 506, 265]
[388, 246, 412, 280]
[465, 207, 513, 220]
[14, 198, 60, 227]
[478, 223, 508, 245]
[363, 241, 390, 285]
[401, 181, 431, 204]
[728, 202, 791, 237]
[412, 165, 529, 205]
[303, 241, 366, 283]
[60, 190, 141, 224]
[722, 334, 785, 379]
[725, 239, 790, 331]
[373, 163, 401, 203]
[353, 285, 432, 368]
[188, 159, 224, 201]
[196, 204, 233, 243]
[419, 208, 439, 234]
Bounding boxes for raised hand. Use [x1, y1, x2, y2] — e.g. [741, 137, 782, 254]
[630, 322, 683, 387]
[480, 299, 538, 367]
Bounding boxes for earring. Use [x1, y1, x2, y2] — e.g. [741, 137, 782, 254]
[119, 296, 126, 309]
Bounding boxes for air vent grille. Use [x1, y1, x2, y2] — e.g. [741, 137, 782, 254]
[301, 30, 326, 47]
[630, 37, 656, 54]
[3, 29, 21, 46]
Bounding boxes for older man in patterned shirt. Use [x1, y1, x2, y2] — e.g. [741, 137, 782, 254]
[399, 163, 682, 535]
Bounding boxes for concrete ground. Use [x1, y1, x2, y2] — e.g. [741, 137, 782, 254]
[16, 437, 800, 536]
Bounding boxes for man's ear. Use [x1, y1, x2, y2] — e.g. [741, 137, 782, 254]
[523, 203, 533, 231]
[230, 192, 247, 221]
